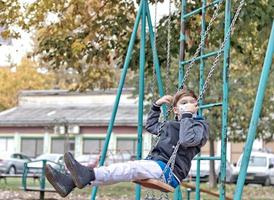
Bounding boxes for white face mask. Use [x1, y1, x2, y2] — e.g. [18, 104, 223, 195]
[178, 104, 187, 115]
[177, 104, 197, 119]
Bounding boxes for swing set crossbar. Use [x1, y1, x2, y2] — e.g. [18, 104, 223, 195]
[194, 156, 221, 161]
[199, 102, 223, 110]
[180, 50, 222, 65]
[183, 0, 223, 19]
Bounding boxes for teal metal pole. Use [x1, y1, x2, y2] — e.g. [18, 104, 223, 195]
[200, 102, 222, 109]
[194, 156, 221, 161]
[22, 163, 28, 190]
[174, 186, 183, 200]
[220, 0, 231, 199]
[145, 1, 167, 115]
[90, 2, 143, 199]
[40, 160, 46, 200]
[186, 188, 192, 200]
[233, 20, 274, 200]
[135, 0, 147, 199]
[180, 50, 221, 65]
[195, 1, 206, 199]
[178, 0, 187, 86]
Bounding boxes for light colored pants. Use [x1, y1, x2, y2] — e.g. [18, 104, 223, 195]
[92, 160, 163, 186]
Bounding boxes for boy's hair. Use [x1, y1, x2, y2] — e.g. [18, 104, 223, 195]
[173, 87, 197, 107]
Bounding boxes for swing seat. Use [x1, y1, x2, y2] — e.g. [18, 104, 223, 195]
[133, 179, 174, 193]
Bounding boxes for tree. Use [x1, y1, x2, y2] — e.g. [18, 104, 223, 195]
[0, 58, 54, 110]
[1, 0, 138, 90]
[2, 0, 273, 185]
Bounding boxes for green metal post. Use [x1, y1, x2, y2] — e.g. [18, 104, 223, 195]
[178, 0, 187, 86]
[40, 160, 46, 200]
[180, 51, 221, 65]
[220, 0, 231, 199]
[135, 0, 147, 199]
[195, 0, 206, 199]
[174, 186, 183, 200]
[90, 1, 143, 199]
[233, 20, 274, 200]
[22, 162, 28, 190]
[186, 188, 192, 200]
[145, 1, 167, 114]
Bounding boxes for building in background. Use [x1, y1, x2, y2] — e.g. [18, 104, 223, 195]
[0, 89, 152, 158]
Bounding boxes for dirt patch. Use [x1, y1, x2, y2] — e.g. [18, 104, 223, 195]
[0, 189, 130, 200]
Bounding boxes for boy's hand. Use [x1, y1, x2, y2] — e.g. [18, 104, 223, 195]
[155, 95, 173, 106]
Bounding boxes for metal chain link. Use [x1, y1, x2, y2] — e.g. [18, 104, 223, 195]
[166, 0, 172, 95]
[197, 0, 245, 101]
[180, 0, 224, 89]
[151, 0, 158, 102]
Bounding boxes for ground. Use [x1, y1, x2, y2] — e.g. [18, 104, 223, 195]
[0, 178, 274, 200]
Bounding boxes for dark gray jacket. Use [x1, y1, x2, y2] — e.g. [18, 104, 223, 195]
[145, 104, 209, 182]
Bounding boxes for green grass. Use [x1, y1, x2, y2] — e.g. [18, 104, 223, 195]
[1, 178, 274, 200]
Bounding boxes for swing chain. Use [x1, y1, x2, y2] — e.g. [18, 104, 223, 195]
[145, 189, 157, 200]
[197, 0, 245, 101]
[180, 0, 224, 88]
[162, 142, 180, 183]
[159, 192, 169, 200]
[151, 0, 158, 101]
[166, 0, 172, 94]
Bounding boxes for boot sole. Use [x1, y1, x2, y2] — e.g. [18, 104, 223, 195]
[64, 153, 84, 189]
[45, 165, 69, 197]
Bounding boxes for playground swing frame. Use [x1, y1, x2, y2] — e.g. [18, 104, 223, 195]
[89, 0, 248, 200]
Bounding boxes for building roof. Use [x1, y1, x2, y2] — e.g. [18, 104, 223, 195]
[19, 88, 135, 97]
[0, 105, 145, 127]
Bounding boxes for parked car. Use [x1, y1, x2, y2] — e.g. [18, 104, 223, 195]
[76, 154, 100, 169]
[188, 155, 234, 183]
[231, 151, 274, 186]
[27, 153, 64, 174]
[0, 153, 31, 174]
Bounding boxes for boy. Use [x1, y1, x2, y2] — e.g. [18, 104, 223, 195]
[45, 88, 209, 197]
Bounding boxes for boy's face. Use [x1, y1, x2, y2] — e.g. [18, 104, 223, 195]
[173, 95, 197, 115]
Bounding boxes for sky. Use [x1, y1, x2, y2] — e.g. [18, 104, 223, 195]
[0, 0, 175, 67]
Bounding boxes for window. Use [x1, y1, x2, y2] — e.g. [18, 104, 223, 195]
[248, 156, 267, 167]
[116, 138, 137, 155]
[83, 138, 104, 154]
[269, 158, 274, 167]
[21, 138, 43, 158]
[51, 138, 75, 154]
[0, 137, 14, 153]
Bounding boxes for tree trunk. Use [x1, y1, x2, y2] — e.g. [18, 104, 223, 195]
[209, 136, 217, 188]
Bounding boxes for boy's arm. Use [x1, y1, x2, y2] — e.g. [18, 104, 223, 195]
[179, 113, 209, 148]
[145, 103, 163, 135]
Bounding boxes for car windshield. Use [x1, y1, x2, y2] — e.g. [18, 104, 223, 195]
[248, 156, 267, 167]
[35, 154, 59, 162]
